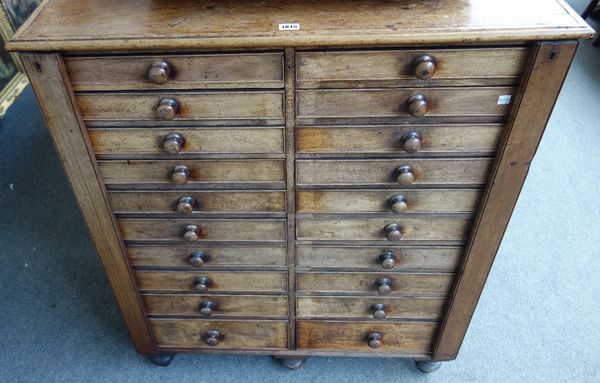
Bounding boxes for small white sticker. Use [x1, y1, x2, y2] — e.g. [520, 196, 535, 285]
[498, 95, 512, 105]
[279, 23, 300, 31]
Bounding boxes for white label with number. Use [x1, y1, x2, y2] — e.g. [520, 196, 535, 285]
[497, 95, 512, 105]
[279, 23, 300, 31]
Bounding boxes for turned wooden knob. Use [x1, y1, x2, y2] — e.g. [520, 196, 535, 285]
[401, 131, 422, 153]
[384, 224, 403, 242]
[204, 330, 221, 347]
[413, 55, 436, 80]
[396, 165, 415, 186]
[379, 252, 398, 269]
[406, 94, 428, 117]
[183, 224, 200, 242]
[156, 99, 179, 120]
[176, 196, 195, 215]
[376, 278, 393, 295]
[194, 276, 211, 293]
[367, 332, 383, 349]
[171, 165, 190, 184]
[372, 304, 387, 320]
[389, 195, 408, 214]
[147, 61, 171, 85]
[199, 301, 216, 317]
[189, 251, 208, 267]
[162, 132, 185, 154]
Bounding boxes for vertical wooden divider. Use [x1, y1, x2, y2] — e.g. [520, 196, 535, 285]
[284, 47, 297, 349]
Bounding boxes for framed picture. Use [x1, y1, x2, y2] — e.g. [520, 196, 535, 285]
[0, 0, 40, 118]
[2, 0, 41, 30]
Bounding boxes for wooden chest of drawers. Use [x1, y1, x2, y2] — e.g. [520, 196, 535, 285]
[8, 0, 593, 373]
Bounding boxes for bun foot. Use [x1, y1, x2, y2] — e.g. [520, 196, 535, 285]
[415, 360, 442, 373]
[273, 356, 307, 370]
[148, 353, 176, 367]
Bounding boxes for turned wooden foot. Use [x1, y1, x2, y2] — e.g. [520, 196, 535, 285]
[148, 353, 175, 367]
[415, 360, 442, 373]
[273, 356, 307, 370]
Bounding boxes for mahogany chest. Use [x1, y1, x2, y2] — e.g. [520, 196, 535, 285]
[8, 0, 594, 372]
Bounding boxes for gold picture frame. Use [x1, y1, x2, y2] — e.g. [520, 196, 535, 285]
[0, 1, 38, 118]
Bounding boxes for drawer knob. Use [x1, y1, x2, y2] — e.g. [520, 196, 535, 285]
[189, 251, 208, 267]
[376, 278, 393, 295]
[401, 131, 422, 153]
[176, 196, 196, 215]
[367, 332, 383, 349]
[413, 55, 436, 80]
[379, 251, 398, 269]
[194, 276, 212, 293]
[396, 165, 415, 186]
[384, 223, 403, 242]
[183, 224, 201, 242]
[199, 301, 217, 317]
[162, 132, 185, 154]
[204, 329, 221, 347]
[156, 99, 179, 120]
[372, 304, 387, 320]
[389, 195, 408, 214]
[147, 61, 171, 85]
[171, 165, 190, 184]
[406, 94, 428, 117]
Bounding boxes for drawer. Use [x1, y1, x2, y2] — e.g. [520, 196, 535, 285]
[296, 158, 492, 187]
[297, 124, 503, 155]
[109, 191, 286, 215]
[296, 88, 516, 122]
[296, 48, 528, 88]
[98, 159, 285, 189]
[297, 189, 481, 214]
[151, 319, 288, 350]
[76, 91, 284, 123]
[119, 219, 286, 243]
[296, 272, 454, 295]
[297, 321, 437, 353]
[127, 245, 287, 269]
[297, 296, 446, 320]
[296, 246, 462, 271]
[144, 294, 288, 318]
[136, 271, 287, 293]
[296, 217, 472, 242]
[89, 127, 284, 156]
[65, 53, 284, 91]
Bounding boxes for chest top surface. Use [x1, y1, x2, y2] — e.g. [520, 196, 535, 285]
[7, 0, 594, 52]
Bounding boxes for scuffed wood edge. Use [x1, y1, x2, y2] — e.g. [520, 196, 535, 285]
[20, 53, 158, 355]
[432, 41, 579, 361]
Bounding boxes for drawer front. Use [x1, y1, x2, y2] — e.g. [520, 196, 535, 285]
[297, 272, 454, 295]
[136, 271, 287, 293]
[66, 53, 284, 91]
[297, 88, 516, 120]
[296, 158, 492, 187]
[297, 189, 481, 214]
[119, 219, 286, 242]
[296, 217, 472, 242]
[296, 48, 528, 87]
[144, 294, 288, 318]
[297, 296, 446, 320]
[77, 91, 284, 122]
[89, 127, 284, 156]
[109, 191, 286, 215]
[127, 245, 287, 268]
[297, 321, 437, 353]
[151, 319, 288, 350]
[297, 124, 503, 155]
[98, 160, 285, 188]
[296, 246, 462, 271]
